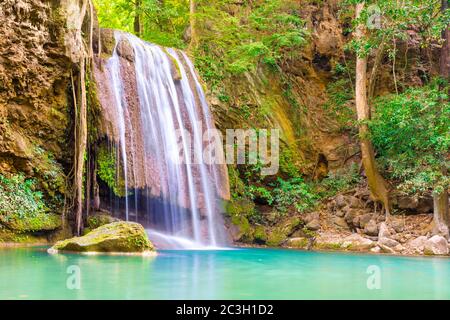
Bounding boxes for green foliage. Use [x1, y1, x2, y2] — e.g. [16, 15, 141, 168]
[343, 0, 449, 58]
[94, 0, 189, 48]
[0, 174, 47, 220]
[0, 174, 60, 233]
[194, 0, 309, 91]
[322, 77, 356, 133]
[271, 177, 319, 214]
[370, 82, 450, 194]
[97, 145, 127, 197]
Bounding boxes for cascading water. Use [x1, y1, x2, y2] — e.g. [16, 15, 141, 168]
[95, 32, 229, 249]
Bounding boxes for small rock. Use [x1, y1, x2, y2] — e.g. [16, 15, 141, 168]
[378, 243, 396, 254]
[342, 234, 375, 250]
[371, 246, 381, 253]
[364, 219, 379, 236]
[378, 222, 391, 238]
[417, 196, 433, 213]
[332, 216, 349, 230]
[349, 196, 364, 209]
[335, 210, 345, 218]
[306, 219, 321, 231]
[424, 235, 449, 255]
[391, 219, 405, 233]
[359, 213, 373, 229]
[304, 212, 320, 224]
[335, 195, 346, 209]
[398, 195, 419, 210]
[379, 237, 400, 248]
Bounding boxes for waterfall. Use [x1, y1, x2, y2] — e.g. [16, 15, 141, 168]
[96, 31, 229, 249]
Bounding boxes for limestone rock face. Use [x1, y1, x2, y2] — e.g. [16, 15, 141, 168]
[0, 0, 90, 238]
[49, 222, 155, 254]
[424, 236, 449, 256]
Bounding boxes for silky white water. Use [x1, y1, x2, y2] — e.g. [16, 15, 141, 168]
[104, 32, 227, 249]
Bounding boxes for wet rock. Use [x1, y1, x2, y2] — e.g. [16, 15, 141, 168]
[364, 219, 379, 236]
[117, 38, 135, 62]
[424, 235, 449, 255]
[49, 222, 155, 254]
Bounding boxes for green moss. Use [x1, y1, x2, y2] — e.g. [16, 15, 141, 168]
[289, 238, 308, 249]
[87, 214, 119, 230]
[97, 145, 127, 197]
[253, 226, 268, 244]
[51, 221, 154, 253]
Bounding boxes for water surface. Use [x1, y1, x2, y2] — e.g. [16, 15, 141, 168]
[0, 248, 449, 299]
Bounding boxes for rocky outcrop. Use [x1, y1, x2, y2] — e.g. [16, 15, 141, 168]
[0, 0, 91, 241]
[49, 221, 155, 254]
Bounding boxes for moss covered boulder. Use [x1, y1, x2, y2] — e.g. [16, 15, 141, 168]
[49, 222, 155, 254]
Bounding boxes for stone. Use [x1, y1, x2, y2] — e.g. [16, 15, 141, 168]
[335, 210, 346, 218]
[424, 235, 449, 255]
[332, 216, 349, 230]
[87, 214, 120, 230]
[304, 212, 320, 224]
[417, 196, 433, 213]
[378, 222, 391, 238]
[349, 196, 364, 209]
[288, 237, 308, 249]
[335, 195, 346, 209]
[49, 222, 155, 254]
[391, 219, 405, 233]
[306, 219, 321, 231]
[378, 237, 400, 248]
[342, 234, 375, 250]
[398, 195, 419, 210]
[117, 38, 135, 62]
[371, 246, 381, 254]
[359, 213, 373, 229]
[364, 219, 379, 236]
[378, 243, 396, 254]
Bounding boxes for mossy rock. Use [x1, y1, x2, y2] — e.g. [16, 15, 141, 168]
[49, 222, 155, 254]
[253, 226, 268, 244]
[266, 217, 302, 247]
[87, 214, 119, 230]
[225, 198, 255, 217]
[0, 213, 61, 233]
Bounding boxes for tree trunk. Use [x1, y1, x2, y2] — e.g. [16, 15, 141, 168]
[189, 0, 198, 49]
[433, 0, 450, 238]
[134, 0, 142, 37]
[355, 2, 391, 216]
[74, 58, 88, 236]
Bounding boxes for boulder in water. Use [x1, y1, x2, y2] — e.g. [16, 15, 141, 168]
[48, 222, 155, 255]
